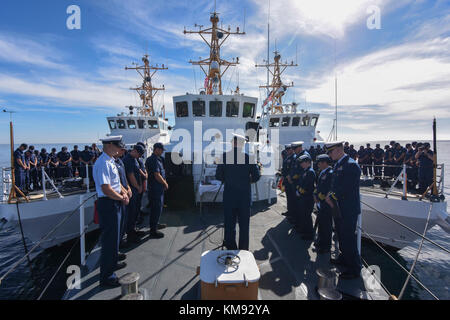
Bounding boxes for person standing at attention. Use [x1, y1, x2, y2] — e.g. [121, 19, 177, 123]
[93, 136, 129, 288]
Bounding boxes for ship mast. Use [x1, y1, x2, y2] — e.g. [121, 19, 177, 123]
[125, 54, 167, 117]
[256, 51, 297, 114]
[184, 11, 245, 95]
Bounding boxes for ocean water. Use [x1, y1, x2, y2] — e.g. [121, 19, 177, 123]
[0, 142, 449, 300]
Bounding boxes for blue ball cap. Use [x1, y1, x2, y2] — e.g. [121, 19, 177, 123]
[153, 142, 165, 151]
[133, 145, 145, 155]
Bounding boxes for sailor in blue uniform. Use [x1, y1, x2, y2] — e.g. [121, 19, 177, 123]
[314, 154, 334, 253]
[357, 146, 368, 177]
[383, 145, 392, 180]
[14, 144, 28, 193]
[80, 145, 95, 180]
[71, 145, 81, 177]
[135, 142, 148, 226]
[29, 148, 40, 190]
[372, 144, 384, 180]
[39, 148, 50, 186]
[57, 147, 72, 180]
[114, 146, 132, 246]
[396, 143, 407, 176]
[344, 142, 350, 154]
[287, 141, 309, 193]
[123, 145, 146, 244]
[146, 142, 169, 239]
[216, 134, 261, 250]
[415, 142, 434, 194]
[294, 154, 316, 240]
[365, 143, 374, 178]
[410, 142, 419, 190]
[281, 145, 295, 217]
[348, 145, 357, 160]
[49, 148, 59, 180]
[325, 141, 362, 279]
[24, 150, 32, 192]
[93, 136, 129, 288]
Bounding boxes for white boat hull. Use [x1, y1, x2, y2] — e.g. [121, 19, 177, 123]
[360, 192, 448, 250]
[0, 192, 97, 251]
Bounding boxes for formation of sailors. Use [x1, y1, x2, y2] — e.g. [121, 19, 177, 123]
[92, 136, 168, 288]
[13, 143, 101, 194]
[343, 141, 435, 194]
[281, 141, 363, 279]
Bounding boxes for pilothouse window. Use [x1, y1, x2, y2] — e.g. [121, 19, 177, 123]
[176, 102, 189, 117]
[193, 100, 206, 117]
[311, 117, 318, 127]
[302, 117, 310, 126]
[127, 120, 136, 129]
[282, 117, 290, 127]
[243, 103, 255, 118]
[117, 120, 126, 129]
[292, 117, 300, 126]
[108, 120, 117, 130]
[209, 101, 223, 117]
[269, 118, 280, 127]
[148, 120, 158, 129]
[137, 120, 147, 129]
[226, 101, 239, 117]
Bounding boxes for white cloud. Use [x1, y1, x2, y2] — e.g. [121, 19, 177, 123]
[305, 37, 450, 121]
[0, 33, 67, 70]
[250, 0, 396, 39]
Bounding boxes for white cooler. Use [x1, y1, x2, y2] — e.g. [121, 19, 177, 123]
[199, 250, 260, 300]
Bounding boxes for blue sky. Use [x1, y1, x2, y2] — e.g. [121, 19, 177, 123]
[0, 0, 449, 144]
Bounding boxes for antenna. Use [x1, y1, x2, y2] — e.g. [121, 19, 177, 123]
[184, 8, 245, 95]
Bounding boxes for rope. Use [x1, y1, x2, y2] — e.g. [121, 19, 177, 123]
[37, 219, 95, 300]
[397, 202, 433, 300]
[15, 202, 32, 266]
[0, 193, 97, 286]
[360, 200, 450, 254]
[357, 225, 439, 300]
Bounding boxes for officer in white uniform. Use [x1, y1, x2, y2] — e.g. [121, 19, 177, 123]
[93, 136, 130, 288]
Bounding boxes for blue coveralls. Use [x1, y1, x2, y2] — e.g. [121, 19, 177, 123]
[405, 149, 416, 189]
[295, 166, 316, 237]
[123, 153, 142, 236]
[49, 152, 58, 179]
[57, 151, 72, 179]
[365, 147, 374, 177]
[71, 149, 81, 176]
[80, 150, 94, 179]
[330, 155, 362, 275]
[115, 157, 129, 243]
[215, 149, 261, 250]
[288, 150, 310, 223]
[357, 149, 368, 176]
[372, 147, 384, 179]
[39, 152, 50, 181]
[14, 148, 26, 192]
[314, 166, 333, 251]
[282, 153, 295, 216]
[418, 150, 434, 193]
[145, 154, 166, 232]
[383, 148, 394, 179]
[394, 147, 406, 177]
